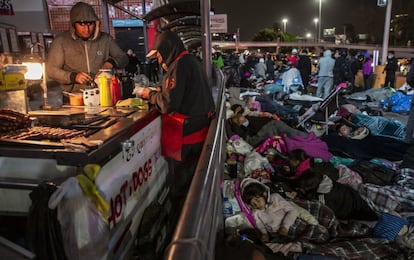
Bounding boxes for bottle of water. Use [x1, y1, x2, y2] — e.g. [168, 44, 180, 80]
[223, 197, 233, 218]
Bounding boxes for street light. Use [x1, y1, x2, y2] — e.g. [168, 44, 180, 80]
[282, 18, 288, 33]
[313, 18, 319, 42]
[318, 0, 322, 42]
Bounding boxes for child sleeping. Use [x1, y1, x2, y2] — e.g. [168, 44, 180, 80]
[240, 178, 326, 243]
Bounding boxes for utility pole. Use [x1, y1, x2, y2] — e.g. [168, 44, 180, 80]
[381, 0, 392, 65]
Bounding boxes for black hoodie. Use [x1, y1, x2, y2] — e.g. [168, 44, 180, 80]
[148, 31, 215, 117]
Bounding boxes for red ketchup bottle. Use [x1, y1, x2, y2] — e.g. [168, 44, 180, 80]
[111, 75, 121, 106]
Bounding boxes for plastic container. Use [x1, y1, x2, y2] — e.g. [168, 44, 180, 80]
[223, 197, 233, 218]
[83, 81, 100, 114]
[69, 93, 84, 106]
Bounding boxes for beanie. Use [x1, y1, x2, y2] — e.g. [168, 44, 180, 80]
[70, 2, 99, 24]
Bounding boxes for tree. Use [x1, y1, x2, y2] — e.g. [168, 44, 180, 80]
[252, 28, 276, 41]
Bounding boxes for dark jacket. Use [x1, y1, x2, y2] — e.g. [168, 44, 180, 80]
[333, 56, 352, 86]
[297, 54, 312, 86]
[384, 56, 399, 73]
[148, 31, 215, 117]
[294, 171, 378, 221]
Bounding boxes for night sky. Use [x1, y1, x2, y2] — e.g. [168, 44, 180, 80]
[211, 0, 414, 41]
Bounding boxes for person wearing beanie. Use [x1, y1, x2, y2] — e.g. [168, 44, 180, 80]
[46, 2, 128, 94]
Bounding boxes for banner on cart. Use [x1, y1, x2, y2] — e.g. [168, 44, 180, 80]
[94, 116, 169, 257]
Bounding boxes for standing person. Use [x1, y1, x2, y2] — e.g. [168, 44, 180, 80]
[255, 57, 267, 79]
[296, 49, 311, 94]
[316, 49, 335, 99]
[383, 50, 399, 88]
[46, 2, 128, 93]
[212, 51, 225, 69]
[285, 49, 298, 68]
[265, 53, 275, 81]
[134, 31, 215, 231]
[362, 52, 373, 90]
[333, 48, 353, 87]
[125, 49, 140, 76]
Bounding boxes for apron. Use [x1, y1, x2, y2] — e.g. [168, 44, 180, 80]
[161, 112, 210, 161]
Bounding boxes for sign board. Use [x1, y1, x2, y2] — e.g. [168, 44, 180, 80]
[210, 14, 227, 33]
[0, 0, 14, 15]
[112, 19, 144, 28]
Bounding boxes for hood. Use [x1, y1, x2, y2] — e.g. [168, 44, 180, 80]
[70, 2, 100, 41]
[148, 31, 186, 66]
[323, 49, 332, 57]
[240, 177, 271, 203]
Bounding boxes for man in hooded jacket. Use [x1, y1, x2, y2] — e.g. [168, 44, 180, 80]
[46, 2, 128, 93]
[135, 31, 215, 232]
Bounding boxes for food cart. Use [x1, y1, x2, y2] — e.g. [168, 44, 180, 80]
[0, 69, 169, 259]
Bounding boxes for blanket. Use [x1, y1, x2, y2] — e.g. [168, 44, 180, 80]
[322, 134, 411, 161]
[351, 113, 406, 141]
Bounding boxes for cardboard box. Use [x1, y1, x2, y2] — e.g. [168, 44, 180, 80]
[0, 65, 27, 90]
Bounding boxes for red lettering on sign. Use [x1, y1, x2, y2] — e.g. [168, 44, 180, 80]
[107, 157, 155, 228]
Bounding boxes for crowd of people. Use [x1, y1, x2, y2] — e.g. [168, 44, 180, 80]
[217, 44, 414, 259]
[217, 46, 409, 101]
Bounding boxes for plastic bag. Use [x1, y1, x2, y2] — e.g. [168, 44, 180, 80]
[48, 177, 109, 260]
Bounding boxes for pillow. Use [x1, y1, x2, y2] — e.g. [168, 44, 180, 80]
[373, 212, 409, 240]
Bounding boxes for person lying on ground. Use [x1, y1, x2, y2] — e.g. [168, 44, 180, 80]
[291, 168, 379, 221]
[226, 112, 307, 147]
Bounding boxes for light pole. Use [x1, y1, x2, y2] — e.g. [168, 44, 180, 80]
[282, 18, 288, 33]
[381, 0, 392, 65]
[313, 18, 319, 42]
[318, 0, 322, 42]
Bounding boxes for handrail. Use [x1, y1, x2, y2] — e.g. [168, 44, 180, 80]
[164, 68, 226, 260]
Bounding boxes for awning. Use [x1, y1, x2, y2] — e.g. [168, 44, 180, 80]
[143, 1, 202, 49]
[143, 1, 200, 23]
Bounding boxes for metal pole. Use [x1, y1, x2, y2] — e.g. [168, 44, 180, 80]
[201, 0, 212, 79]
[101, 0, 110, 34]
[142, 0, 148, 57]
[236, 28, 240, 53]
[381, 0, 392, 65]
[318, 0, 322, 42]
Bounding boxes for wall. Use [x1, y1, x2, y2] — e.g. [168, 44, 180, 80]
[0, 0, 49, 33]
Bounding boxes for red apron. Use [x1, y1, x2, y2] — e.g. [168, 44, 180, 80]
[161, 112, 209, 161]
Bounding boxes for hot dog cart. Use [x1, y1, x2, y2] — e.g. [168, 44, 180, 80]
[0, 92, 169, 259]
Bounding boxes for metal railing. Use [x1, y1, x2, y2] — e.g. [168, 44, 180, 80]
[164, 68, 226, 260]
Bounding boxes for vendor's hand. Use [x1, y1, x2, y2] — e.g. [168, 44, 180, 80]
[134, 86, 160, 99]
[75, 72, 93, 84]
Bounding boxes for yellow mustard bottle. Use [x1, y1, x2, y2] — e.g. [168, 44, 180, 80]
[98, 74, 112, 106]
